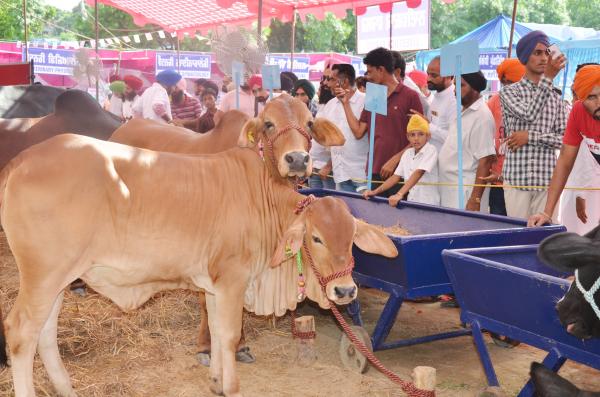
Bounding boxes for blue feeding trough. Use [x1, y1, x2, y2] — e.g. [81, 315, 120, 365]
[304, 189, 565, 353]
[442, 245, 600, 397]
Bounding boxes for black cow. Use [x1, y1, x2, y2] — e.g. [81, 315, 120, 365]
[0, 84, 65, 118]
[538, 224, 600, 339]
[531, 362, 600, 396]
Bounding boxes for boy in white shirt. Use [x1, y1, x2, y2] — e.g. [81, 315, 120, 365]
[363, 114, 440, 206]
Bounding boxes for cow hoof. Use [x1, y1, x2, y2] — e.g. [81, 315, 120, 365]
[196, 351, 211, 367]
[209, 376, 223, 396]
[235, 346, 255, 364]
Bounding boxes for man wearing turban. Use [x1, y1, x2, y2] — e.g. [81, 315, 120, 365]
[483, 58, 526, 215]
[500, 30, 568, 220]
[529, 64, 600, 231]
[122, 75, 143, 120]
[107, 80, 125, 118]
[438, 71, 496, 212]
[132, 69, 181, 124]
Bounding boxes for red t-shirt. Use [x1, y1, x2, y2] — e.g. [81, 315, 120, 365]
[563, 101, 600, 165]
[359, 82, 423, 174]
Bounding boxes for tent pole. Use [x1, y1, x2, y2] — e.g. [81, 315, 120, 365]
[94, 0, 99, 100]
[176, 34, 181, 73]
[257, 0, 263, 38]
[22, 0, 29, 65]
[291, 8, 296, 74]
[507, 0, 518, 57]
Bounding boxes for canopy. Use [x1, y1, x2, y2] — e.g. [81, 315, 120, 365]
[88, 0, 449, 35]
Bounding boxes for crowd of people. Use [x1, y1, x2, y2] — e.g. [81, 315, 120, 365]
[103, 31, 600, 235]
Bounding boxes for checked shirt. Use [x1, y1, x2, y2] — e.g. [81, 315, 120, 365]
[500, 76, 567, 191]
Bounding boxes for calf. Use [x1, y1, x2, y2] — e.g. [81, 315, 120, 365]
[538, 225, 600, 339]
[0, 134, 396, 397]
[530, 362, 600, 396]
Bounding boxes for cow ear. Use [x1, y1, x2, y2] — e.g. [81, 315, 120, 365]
[538, 232, 600, 272]
[584, 224, 600, 241]
[530, 362, 580, 396]
[353, 219, 398, 258]
[310, 118, 345, 147]
[270, 214, 306, 268]
[239, 118, 261, 148]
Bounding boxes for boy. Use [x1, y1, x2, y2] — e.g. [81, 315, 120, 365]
[363, 114, 440, 206]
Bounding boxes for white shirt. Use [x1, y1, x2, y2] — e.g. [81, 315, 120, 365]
[429, 84, 457, 153]
[218, 89, 263, 117]
[108, 95, 123, 118]
[394, 142, 440, 206]
[133, 82, 172, 124]
[404, 76, 431, 121]
[438, 96, 496, 211]
[122, 96, 139, 120]
[320, 91, 368, 183]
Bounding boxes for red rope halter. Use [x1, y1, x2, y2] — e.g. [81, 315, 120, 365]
[262, 124, 312, 177]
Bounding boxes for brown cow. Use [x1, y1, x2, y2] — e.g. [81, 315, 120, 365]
[0, 89, 122, 170]
[0, 134, 396, 397]
[110, 94, 346, 363]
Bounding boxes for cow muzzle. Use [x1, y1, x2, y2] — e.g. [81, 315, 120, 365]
[326, 280, 358, 305]
[282, 151, 311, 176]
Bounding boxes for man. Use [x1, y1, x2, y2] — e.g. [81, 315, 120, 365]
[425, 56, 457, 153]
[107, 80, 125, 119]
[171, 78, 203, 129]
[483, 58, 526, 215]
[438, 71, 496, 212]
[217, 74, 264, 118]
[393, 51, 430, 118]
[122, 74, 143, 121]
[500, 30, 568, 219]
[195, 78, 208, 99]
[197, 89, 218, 133]
[345, 47, 423, 197]
[317, 63, 368, 193]
[529, 64, 600, 231]
[133, 69, 181, 124]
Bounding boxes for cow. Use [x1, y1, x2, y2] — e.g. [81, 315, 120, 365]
[538, 224, 600, 339]
[0, 89, 122, 171]
[530, 362, 600, 396]
[110, 93, 345, 184]
[0, 134, 397, 397]
[0, 85, 65, 118]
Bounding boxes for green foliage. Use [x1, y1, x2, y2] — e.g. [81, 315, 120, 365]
[567, 0, 600, 30]
[0, 0, 58, 41]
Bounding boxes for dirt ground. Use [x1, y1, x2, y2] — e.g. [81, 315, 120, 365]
[1, 231, 599, 397]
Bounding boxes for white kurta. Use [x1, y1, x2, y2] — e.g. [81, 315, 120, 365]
[559, 141, 600, 234]
[394, 142, 440, 205]
[429, 85, 457, 153]
[218, 89, 264, 117]
[438, 97, 496, 211]
[133, 83, 172, 124]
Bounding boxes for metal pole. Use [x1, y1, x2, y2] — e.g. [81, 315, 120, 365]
[94, 0, 99, 100]
[176, 34, 181, 73]
[389, 9, 392, 49]
[22, 0, 29, 64]
[291, 9, 296, 73]
[507, 0, 518, 58]
[257, 0, 263, 38]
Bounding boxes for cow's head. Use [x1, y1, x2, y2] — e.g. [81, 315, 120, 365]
[538, 225, 600, 339]
[270, 196, 398, 307]
[239, 94, 345, 180]
[530, 362, 600, 396]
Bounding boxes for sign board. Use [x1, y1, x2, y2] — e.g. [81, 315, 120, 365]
[364, 82, 387, 116]
[268, 55, 310, 79]
[261, 64, 281, 90]
[357, 0, 430, 54]
[479, 51, 507, 81]
[155, 51, 211, 78]
[24, 48, 76, 76]
[350, 57, 368, 77]
[440, 40, 480, 77]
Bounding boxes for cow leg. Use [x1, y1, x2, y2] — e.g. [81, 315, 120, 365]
[196, 291, 212, 366]
[5, 289, 62, 397]
[37, 291, 77, 397]
[205, 292, 223, 395]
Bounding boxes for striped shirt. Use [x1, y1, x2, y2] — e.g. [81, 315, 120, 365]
[500, 76, 567, 191]
[171, 93, 202, 121]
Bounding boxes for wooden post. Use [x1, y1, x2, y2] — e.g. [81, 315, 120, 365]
[412, 366, 436, 392]
[94, 0, 99, 101]
[507, 0, 518, 58]
[22, 0, 28, 63]
[294, 315, 317, 366]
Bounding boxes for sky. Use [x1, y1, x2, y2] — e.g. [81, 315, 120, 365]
[43, 0, 82, 11]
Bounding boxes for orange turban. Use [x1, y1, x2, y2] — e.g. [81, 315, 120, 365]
[496, 58, 526, 83]
[572, 65, 600, 100]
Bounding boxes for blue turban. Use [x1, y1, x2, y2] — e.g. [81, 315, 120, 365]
[516, 30, 550, 65]
[156, 69, 182, 86]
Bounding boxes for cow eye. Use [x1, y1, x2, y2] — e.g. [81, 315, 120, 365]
[307, 121, 314, 129]
[264, 121, 274, 129]
[312, 235, 323, 244]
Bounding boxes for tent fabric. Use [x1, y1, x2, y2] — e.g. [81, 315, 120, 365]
[88, 0, 426, 35]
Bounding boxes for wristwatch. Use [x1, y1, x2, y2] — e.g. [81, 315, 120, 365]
[470, 197, 481, 203]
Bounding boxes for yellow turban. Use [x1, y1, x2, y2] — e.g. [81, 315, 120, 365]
[572, 65, 600, 100]
[496, 58, 526, 83]
[407, 114, 429, 135]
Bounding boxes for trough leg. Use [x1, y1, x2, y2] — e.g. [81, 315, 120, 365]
[347, 300, 363, 327]
[517, 348, 566, 397]
[471, 321, 500, 387]
[370, 291, 403, 351]
[37, 291, 77, 397]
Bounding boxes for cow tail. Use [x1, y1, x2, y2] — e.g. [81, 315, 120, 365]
[0, 305, 7, 367]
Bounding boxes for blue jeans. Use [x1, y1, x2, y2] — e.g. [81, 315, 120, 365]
[308, 170, 335, 189]
[337, 179, 367, 193]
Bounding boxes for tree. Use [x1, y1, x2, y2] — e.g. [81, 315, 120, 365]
[0, 0, 58, 41]
[567, 0, 600, 29]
